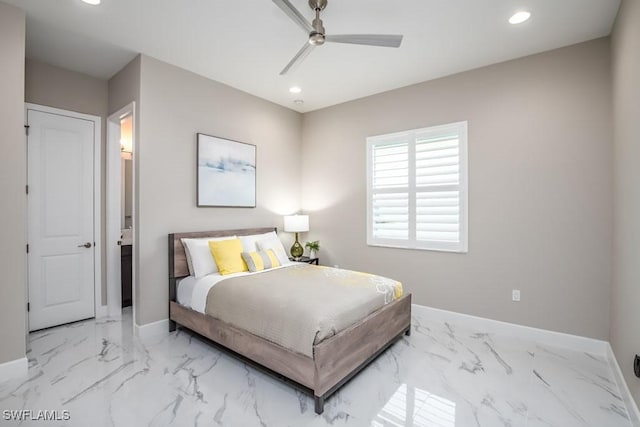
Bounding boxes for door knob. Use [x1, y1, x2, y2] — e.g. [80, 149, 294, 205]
[78, 242, 92, 248]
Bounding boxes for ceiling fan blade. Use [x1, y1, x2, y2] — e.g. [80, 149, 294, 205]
[280, 42, 315, 75]
[272, 0, 313, 34]
[325, 34, 403, 48]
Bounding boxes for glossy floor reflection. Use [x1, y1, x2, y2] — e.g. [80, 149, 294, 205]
[0, 306, 635, 426]
[372, 384, 456, 426]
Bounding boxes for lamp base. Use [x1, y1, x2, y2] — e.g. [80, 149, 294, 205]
[290, 232, 304, 259]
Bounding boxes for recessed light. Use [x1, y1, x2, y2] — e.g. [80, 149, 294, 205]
[293, 99, 304, 105]
[289, 86, 302, 94]
[509, 10, 531, 25]
[509, 11, 531, 24]
[82, 0, 101, 5]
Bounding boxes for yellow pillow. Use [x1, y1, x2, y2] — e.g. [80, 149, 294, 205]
[208, 238, 248, 275]
[241, 250, 280, 272]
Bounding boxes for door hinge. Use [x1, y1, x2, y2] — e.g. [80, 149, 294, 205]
[25, 185, 29, 195]
[27, 302, 30, 312]
[24, 125, 30, 136]
[26, 244, 29, 254]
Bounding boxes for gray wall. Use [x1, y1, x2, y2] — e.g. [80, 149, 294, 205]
[611, 0, 640, 406]
[25, 58, 109, 304]
[0, 2, 26, 364]
[26, 58, 109, 119]
[108, 55, 140, 115]
[302, 38, 613, 340]
[135, 56, 303, 325]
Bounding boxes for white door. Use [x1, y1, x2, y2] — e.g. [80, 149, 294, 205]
[27, 108, 96, 331]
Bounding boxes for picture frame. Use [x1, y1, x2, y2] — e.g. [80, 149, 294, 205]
[197, 133, 256, 207]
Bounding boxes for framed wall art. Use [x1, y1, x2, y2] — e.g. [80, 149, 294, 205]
[197, 133, 256, 207]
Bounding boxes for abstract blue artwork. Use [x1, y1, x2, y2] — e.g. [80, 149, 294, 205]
[197, 133, 256, 207]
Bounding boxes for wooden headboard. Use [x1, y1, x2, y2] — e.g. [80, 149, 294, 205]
[168, 227, 277, 280]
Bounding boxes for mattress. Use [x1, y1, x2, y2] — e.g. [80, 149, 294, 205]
[177, 264, 403, 357]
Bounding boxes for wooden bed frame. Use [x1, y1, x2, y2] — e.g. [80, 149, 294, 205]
[168, 227, 412, 414]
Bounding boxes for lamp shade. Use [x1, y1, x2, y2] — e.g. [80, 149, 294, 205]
[284, 215, 309, 233]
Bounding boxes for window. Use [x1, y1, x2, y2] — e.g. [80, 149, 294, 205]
[366, 121, 468, 253]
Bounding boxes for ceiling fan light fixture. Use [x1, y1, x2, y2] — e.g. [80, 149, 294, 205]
[308, 32, 325, 46]
[509, 11, 531, 25]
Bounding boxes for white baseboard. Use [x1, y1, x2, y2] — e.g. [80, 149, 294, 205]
[0, 357, 27, 383]
[413, 304, 608, 355]
[135, 318, 169, 339]
[606, 344, 640, 425]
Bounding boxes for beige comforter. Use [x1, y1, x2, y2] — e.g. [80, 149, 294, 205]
[205, 264, 402, 358]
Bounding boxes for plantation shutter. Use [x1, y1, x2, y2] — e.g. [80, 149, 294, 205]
[415, 132, 461, 244]
[371, 140, 409, 240]
[367, 122, 467, 252]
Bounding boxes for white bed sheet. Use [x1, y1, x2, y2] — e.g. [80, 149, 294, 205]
[176, 275, 197, 308]
[177, 264, 291, 313]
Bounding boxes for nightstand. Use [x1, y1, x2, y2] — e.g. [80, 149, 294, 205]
[289, 256, 319, 265]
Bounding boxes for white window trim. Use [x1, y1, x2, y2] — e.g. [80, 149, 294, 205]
[366, 121, 468, 253]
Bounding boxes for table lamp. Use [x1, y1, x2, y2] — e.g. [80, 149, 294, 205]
[284, 215, 309, 259]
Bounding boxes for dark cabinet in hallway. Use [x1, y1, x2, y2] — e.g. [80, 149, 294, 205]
[121, 245, 132, 308]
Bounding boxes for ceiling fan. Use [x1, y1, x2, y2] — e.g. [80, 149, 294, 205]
[273, 0, 403, 75]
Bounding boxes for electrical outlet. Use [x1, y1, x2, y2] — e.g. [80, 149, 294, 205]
[512, 290, 521, 302]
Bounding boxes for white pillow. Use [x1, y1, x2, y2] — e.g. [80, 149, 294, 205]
[181, 236, 237, 278]
[256, 235, 290, 266]
[240, 231, 278, 253]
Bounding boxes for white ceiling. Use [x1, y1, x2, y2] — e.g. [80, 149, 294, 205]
[7, 0, 620, 113]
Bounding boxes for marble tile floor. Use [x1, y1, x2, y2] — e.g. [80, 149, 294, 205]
[0, 306, 636, 427]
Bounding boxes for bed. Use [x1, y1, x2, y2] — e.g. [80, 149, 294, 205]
[168, 227, 411, 414]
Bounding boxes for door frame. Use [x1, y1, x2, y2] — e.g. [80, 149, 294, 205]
[24, 103, 103, 322]
[106, 102, 136, 318]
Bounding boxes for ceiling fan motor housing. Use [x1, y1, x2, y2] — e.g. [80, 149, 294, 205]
[309, 16, 326, 45]
[309, 0, 326, 46]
